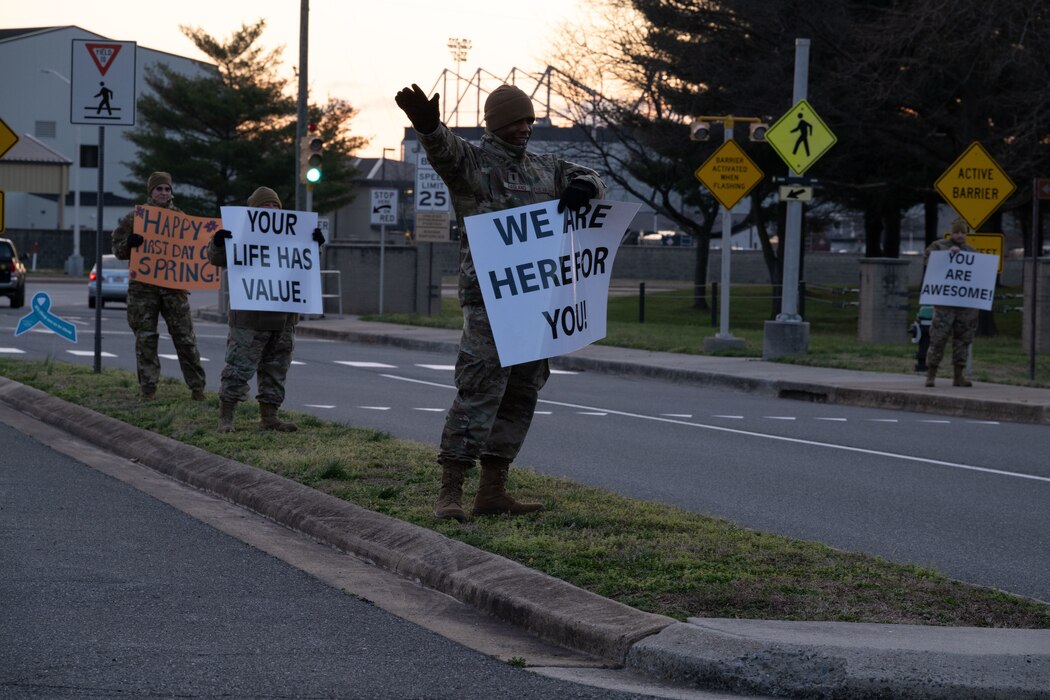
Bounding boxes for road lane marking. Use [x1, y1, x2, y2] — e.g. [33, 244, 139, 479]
[378, 374, 1046, 484]
[416, 364, 454, 370]
[67, 350, 116, 357]
[304, 404, 335, 409]
[815, 417, 848, 422]
[0, 348, 26, 354]
[358, 406, 391, 411]
[336, 361, 397, 368]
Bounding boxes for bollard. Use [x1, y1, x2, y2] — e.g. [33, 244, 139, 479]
[639, 282, 645, 324]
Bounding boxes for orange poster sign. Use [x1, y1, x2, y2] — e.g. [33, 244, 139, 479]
[131, 206, 222, 290]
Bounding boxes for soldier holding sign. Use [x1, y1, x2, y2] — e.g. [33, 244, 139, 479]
[207, 186, 325, 433]
[922, 219, 979, 387]
[111, 172, 206, 402]
[396, 82, 605, 522]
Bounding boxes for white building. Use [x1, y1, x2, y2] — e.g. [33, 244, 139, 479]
[0, 26, 212, 234]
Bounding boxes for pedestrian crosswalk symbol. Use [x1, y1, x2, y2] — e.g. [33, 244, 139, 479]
[765, 100, 837, 175]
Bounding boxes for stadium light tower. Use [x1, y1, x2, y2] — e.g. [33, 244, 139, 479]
[447, 37, 471, 127]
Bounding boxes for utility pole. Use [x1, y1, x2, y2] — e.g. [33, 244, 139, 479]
[295, 0, 309, 211]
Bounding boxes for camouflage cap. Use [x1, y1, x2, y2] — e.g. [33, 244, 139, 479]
[147, 171, 172, 195]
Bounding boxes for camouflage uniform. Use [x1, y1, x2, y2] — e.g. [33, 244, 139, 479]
[923, 238, 979, 369]
[205, 238, 297, 406]
[418, 123, 606, 467]
[112, 199, 206, 396]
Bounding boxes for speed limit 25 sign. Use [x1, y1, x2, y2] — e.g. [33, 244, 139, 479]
[415, 150, 449, 212]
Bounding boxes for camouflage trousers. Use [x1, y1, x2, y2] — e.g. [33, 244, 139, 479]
[925, 305, 978, 368]
[218, 325, 295, 405]
[126, 284, 205, 392]
[438, 304, 550, 467]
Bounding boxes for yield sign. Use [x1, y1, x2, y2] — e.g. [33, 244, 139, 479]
[84, 43, 123, 76]
[694, 140, 764, 210]
[765, 99, 837, 175]
[0, 117, 18, 159]
[934, 142, 1015, 230]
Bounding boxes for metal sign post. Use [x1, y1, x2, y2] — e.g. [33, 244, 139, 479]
[370, 188, 398, 314]
[71, 39, 136, 372]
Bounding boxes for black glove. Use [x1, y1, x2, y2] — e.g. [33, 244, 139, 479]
[126, 233, 144, 248]
[557, 179, 598, 214]
[212, 229, 232, 245]
[312, 227, 325, 245]
[395, 84, 440, 134]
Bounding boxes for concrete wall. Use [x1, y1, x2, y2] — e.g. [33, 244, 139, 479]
[858, 258, 911, 344]
[323, 242, 441, 315]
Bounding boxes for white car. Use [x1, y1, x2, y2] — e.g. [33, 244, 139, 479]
[87, 255, 130, 308]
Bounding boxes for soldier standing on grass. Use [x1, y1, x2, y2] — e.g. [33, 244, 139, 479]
[395, 82, 606, 521]
[923, 218, 979, 388]
[206, 186, 325, 433]
[111, 172, 207, 402]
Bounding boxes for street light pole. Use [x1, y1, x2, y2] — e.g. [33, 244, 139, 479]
[42, 68, 83, 276]
[379, 147, 394, 315]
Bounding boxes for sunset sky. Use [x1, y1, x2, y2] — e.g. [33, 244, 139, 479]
[5, 0, 586, 157]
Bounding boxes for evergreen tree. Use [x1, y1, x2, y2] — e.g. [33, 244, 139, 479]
[122, 20, 365, 215]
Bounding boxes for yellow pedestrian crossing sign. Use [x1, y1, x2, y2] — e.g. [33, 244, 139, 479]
[694, 140, 764, 210]
[934, 142, 1015, 231]
[765, 100, 836, 175]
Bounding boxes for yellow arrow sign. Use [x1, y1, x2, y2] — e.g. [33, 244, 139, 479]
[935, 142, 1015, 231]
[0, 118, 18, 160]
[694, 140, 764, 210]
[765, 100, 836, 175]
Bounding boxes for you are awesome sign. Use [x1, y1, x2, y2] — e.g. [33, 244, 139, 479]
[219, 206, 323, 315]
[466, 199, 639, 367]
[919, 250, 998, 311]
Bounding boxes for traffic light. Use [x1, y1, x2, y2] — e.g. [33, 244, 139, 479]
[749, 122, 769, 142]
[299, 134, 324, 184]
[689, 119, 711, 142]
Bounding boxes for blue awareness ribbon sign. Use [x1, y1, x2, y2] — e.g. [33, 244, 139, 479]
[16, 292, 78, 343]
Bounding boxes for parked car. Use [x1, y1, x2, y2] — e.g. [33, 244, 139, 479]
[87, 255, 130, 308]
[0, 237, 27, 308]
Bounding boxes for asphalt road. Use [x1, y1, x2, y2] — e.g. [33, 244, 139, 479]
[1, 419, 672, 699]
[3, 282, 1049, 604]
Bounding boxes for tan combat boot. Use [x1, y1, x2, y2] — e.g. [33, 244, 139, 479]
[260, 402, 297, 432]
[924, 365, 937, 388]
[472, 459, 544, 517]
[434, 461, 471, 522]
[953, 365, 972, 387]
[218, 399, 237, 433]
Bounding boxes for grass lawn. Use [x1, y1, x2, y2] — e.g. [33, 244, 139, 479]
[3, 358, 1047, 629]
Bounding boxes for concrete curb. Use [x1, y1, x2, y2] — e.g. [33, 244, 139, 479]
[627, 620, 1050, 699]
[0, 378, 671, 665]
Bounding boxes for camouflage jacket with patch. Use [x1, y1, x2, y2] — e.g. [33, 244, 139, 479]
[418, 124, 606, 306]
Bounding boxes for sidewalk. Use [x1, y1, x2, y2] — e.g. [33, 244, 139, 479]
[3, 307, 1048, 698]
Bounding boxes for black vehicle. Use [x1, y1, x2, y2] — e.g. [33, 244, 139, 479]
[0, 238, 27, 308]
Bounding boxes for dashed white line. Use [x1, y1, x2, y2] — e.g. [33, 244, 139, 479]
[379, 374, 1042, 483]
[358, 406, 391, 411]
[867, 418, 899, 423]
[413, 407, 445, 412]
[661, 413, 693, 418]
[416, 364, 454, 371]
[713, 415, 744, 420]
[0, 348, 26, 354]
[765, 416, 797, 421]
[67, 350, 116, 357]
[304, 404, 336, 409]
[815, 417, 848, 422]
[336, 361, 396, 369]
[919, 419, 951, 424]
[578, 411, 608, 416]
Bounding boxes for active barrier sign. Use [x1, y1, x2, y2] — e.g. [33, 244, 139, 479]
[465, 199, 640, 367]
[919, 250, 998, 311]
[935, 142, 1015, 230]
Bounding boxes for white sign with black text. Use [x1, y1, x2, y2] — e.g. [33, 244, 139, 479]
[415, 150, 450, 212]
[466, 199, 640, 367]
[219, 206, 322, 314]
[70, 39, 137, 126]
[919, 250, 998, 311]
[371, 189, 398, 226]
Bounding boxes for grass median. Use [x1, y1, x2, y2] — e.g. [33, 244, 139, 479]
[372, 284, 1050, 387]
[4, 357, 1047, 629]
